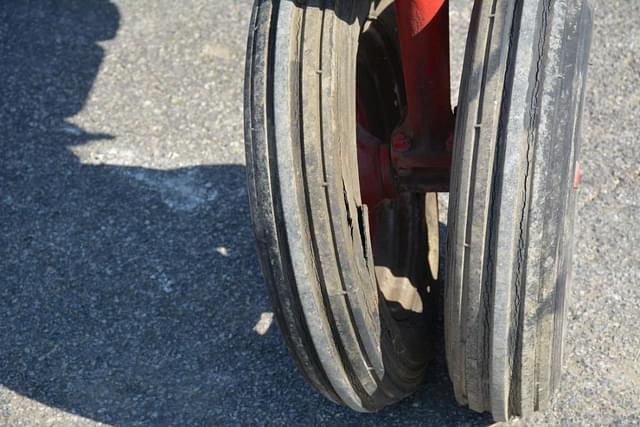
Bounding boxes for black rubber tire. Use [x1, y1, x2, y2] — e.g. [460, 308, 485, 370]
[445, 0, 592, 421]
[244, 0, 438, 412]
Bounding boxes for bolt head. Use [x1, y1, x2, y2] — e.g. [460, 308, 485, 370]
[391, 131, 411, 152]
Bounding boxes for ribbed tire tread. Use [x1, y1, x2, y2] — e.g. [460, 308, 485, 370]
[245, 0, 434, 412]
[445, 0, 592, 421]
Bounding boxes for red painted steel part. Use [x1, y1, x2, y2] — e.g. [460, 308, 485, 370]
[357, 125, 395, 210]
[393, 0, 453, 141]
[356, 0, 455, 208]
[392, 0, 455, 192]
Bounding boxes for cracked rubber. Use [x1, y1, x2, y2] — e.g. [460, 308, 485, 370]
[445, 0, 592, 421]
[244, 0, 438, 412]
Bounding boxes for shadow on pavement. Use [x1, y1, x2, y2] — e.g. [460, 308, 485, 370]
[0, 1, 490, 425]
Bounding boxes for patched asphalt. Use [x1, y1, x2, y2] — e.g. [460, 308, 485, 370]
[1, 1, 638, 426]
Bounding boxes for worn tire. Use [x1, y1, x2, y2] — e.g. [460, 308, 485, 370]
[445, 0, 592, 421]
[244, 0, 439, 412]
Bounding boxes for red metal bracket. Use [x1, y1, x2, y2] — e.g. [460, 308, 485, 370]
[356, 0, 454, 209]
[392, 0, 454, 192]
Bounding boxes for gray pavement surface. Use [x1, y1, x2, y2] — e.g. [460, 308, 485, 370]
[0, 0, 638, 426]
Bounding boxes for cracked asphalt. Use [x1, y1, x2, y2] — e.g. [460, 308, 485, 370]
[1, 1, 638, 426]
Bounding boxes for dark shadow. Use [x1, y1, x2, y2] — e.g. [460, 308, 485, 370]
[0, 1, 490, 426]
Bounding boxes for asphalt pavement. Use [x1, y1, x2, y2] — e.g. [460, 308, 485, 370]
[1, 1, 638, 426]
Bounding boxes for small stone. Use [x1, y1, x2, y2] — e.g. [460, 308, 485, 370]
[216, 246, 229, 257]
[253, 312, 274, 336]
